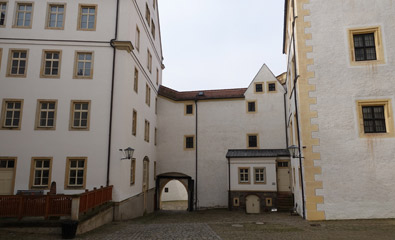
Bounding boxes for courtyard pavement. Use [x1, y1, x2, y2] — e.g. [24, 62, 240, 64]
[1, 209, 395, 239]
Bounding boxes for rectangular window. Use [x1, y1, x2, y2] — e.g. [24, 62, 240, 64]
[267, 82, 277, 92]
[185, 104, 193, 115]
[132, 110, 137, 136]
[0, 2, 7, 27]
[247, 101, 256, 113]
[65, 157, 87, 189]
[41, 50, 61, 78]
[247, 134, 258, 148]
[353, 33, 376, 61]
[144, 120, 150, 142]
[70, 100, 90, 130]
[146, 84, 151, 106]
[147, 49, 152, 72]
[130, 158, 136, 185]
[134, 67, 139, 93]
[46, 4, 65, 29]
[145, 4, 150, 26]
[184, 135, 195, 150]
[254, 83, 264, 93]
[0, 158, 15, 168]
[74, 51, 93, 79]
[14, 2, 33, 28]
[36, 100, 57, 130]
[78, 5, 97, 31]
[155, 97, 158, 114]
[154, 127, 157, 146]
[151, 20, 155, 39]
[30, 158, 52, 189]
[349, 27, 384, 65]
[254, 168, 266, 184]
[1, 99, 23, 129]
[7, 49, 28, 77]
[357, 99, 394, 137]
[156, 68, 159, 85]
[154, 161, 157, 180]
[238, 167, 249, 184]
[135, 26, 140, 52]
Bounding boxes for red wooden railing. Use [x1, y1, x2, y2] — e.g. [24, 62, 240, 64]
[79, 186, 113, 214]
[0, 185, 113, 220]
[0, 195, 72, 219]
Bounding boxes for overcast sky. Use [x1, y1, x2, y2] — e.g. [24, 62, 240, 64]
[158, 0, 286, 91]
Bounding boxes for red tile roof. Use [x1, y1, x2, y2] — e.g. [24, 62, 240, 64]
[158, 86, 247, 101]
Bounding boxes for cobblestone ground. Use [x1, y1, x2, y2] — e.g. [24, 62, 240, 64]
[1, 209, 395, 240]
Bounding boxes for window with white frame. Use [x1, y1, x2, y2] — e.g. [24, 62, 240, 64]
[0, 2, 7, 27]
[47, 4, 65, 29]
[66, 158, 86, 188]
[42, 51, 61, 77]
[1, 99, 23, 129]
[78, 5, 96, 30]
[31, 158, 51, 188]
[74, 52, 93, 78]
[70, 101, 90, 130]
[14, 3, 33, 28]
[254, 168, 266, 184]
[8, 49, 28, 77]
[36, 100, 57, 129]
[238, 167, 249, 184]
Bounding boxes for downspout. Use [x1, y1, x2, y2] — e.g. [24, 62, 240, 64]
[194, 100, 198, 210]
[106, 0, 120, 186]
[284, 92, 289, 149]
[291, 0, 306, 219]
[228, 157, 231, 210]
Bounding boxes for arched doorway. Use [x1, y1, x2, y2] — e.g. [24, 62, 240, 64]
[160, 180, 188, 210]
[155, 172, 194, 211]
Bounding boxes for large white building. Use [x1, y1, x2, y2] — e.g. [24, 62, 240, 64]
[0, 0, 163, 220]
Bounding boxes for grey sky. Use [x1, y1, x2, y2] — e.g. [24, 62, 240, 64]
[158, 0, 286, 91]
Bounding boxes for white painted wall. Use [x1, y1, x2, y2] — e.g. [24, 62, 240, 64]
[161, 180, 188, 202]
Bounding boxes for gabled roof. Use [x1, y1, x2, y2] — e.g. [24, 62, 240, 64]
[158, 86, 247, 101]
[226, 149, 290, 158]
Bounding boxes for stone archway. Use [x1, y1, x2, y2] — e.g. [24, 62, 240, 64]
[155, 172, 194, 211]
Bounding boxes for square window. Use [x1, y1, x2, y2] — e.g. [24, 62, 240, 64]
[348, 27, 385, 65]
[184, 136, 194, 150]
[164, 187, 169, 193]
[0, 2, 8, 27]
[7, 49, 28, 77]
[1, 99, 23, 130]
[255, 83, 263, 93]
[247, 134, 258, 148]
[41, 50, 61, 78]
[46, 4, 65, 29]
[14, 3, 33, 28]
[238, 168, 250, 184]
[247, 101, 256, 113]
[66, 157, 87, 189]
[30, 158, 52, 189]
[74, 52, 94, 79]
[70, 100, 90, 130]
[78, 5, 97, 31]
[267, 82, 277, 92]
[36, 100, 57, 130]
[185, 104, 193, 115]
[357, 99, 394, 138]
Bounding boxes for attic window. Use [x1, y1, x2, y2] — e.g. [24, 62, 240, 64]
[268, 83, 276, 92]
[255, 83, 263, 93]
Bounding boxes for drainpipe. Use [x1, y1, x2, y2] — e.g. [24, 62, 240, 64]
[291, 0, 306, 219]
[228, 157, 231, 210]
[284, 92, 289, 149]
[106, 0, 120, 186]
[194, 100, 198, 210]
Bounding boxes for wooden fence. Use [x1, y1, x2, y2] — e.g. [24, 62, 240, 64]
[0, 186, 113, 220]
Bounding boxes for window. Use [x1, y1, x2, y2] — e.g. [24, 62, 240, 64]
[164, 187, 168, 193]
[277, 161, 289, 168]
[132, 110, 137, 136]
[144, 120, 150, 142]
[151, 20, 155, 39]
[267, 82, 277, 92]
[0, 158, 15, 169]
[154, 128, 157, 146]
[154, 161, 157, 180]
[146, 84, 151, 106]
[145, 4, 150, 26]
[156, 68, 159, 85]
[30, 158, 52, 189]
[357, 99, 394, 137]
[247, 101, 256, 113]
[134, 67, 139, 93]
[247, 134, 258, 148]
[14, 2, 33, 28]
[78, 5, 97, 31]
[238, 167, 249, 184]
[130, 158, 136, 185]
[348, 27, 384, 65]
[65, 157, 87, 189]
[233, 197, 240, 206]
[185, 104, 193, 115]
[147, 49, 152, 72]
[254, 168, 266, 184]
[35, 100, 57, 130]
[0, 2, 7, 27]
[41, 50, 61, 78]
[135, 26, 140, 51]
[254, 83, 264, 93]
[70, 100, 90, 130]
[46, 4, 65, 29]
[155, 97, 158, 114]
[1, 99, 23, 130]
[7, 49, 28, 77]
[74, 51, 93, 79]
[184, 135, 195, 150]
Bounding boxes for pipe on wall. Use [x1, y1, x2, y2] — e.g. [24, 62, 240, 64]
[194, 100, 199, 210]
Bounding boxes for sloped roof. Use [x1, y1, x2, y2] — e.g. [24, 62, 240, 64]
[226, 149, 290, 158]
[158, 86, 247, 101]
